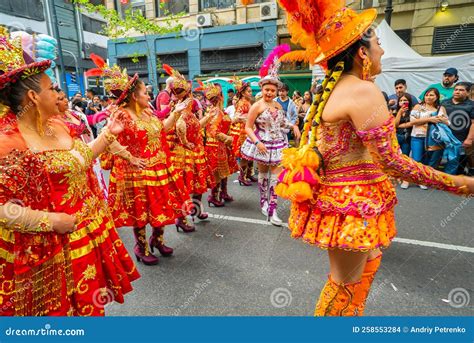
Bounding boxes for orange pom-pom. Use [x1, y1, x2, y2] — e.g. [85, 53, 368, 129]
[288, 182, 313, 203]
[275, 183, 290, 199]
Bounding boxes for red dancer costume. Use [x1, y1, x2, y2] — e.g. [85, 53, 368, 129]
[229, 76, 256, 186]
[57, 92, 109, 197]
[87, 54, 193, 266]
[0, 31, 139, 316]
[275, 0, 473, 316]
[199, 82, 238, 206]
[163, 65, 214, 220]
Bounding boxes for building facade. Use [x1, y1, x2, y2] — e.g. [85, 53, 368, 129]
[358, 0, 474, 56]
[106, 0, 473, 92]
[0, 0, 108, 97]
[106, 0, 285, 90]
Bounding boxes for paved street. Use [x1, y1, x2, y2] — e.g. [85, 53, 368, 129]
[107, 175, 473, 316]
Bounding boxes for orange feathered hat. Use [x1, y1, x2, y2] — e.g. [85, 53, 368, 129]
[277, 0, 377, 66]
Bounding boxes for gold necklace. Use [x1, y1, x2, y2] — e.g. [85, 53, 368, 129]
[18, 119, 57, 140]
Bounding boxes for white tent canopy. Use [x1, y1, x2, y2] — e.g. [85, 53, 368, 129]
[312, 20, 474, 99]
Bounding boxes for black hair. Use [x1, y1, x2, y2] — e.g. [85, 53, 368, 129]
[422, 87, 441, 108]
[0, 73, 43, 115]
[396, 92, 414, 113]
[227, 88, 235, 93]
[455, 82, 471, 92]
[280, 83, 289, 92]
[394, 79, 407, 87]
[121, 79, 145, 105]
[86, 88, 96, 95]
[327, 28, 374, 71]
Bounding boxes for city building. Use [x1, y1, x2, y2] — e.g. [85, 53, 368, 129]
[107, 0, 473, 93]
[360, 0, 474, 56]
[0, 0, 108, 97]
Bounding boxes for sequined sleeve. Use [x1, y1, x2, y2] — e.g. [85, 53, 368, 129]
[0, 158, 54, 233]
[356, 117, 465, 195]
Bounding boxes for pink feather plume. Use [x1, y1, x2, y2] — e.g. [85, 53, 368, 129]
[259, 44, 291, 77]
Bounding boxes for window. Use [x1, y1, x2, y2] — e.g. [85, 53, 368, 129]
[88, 0, 106, 5]
[394, 29, 412, 46]
[200, 0, 235, 10]
[432, 24, 474, 54]
[157, 53, 188, 71]
[156, 53, 188, 88]
[116, 0, 146, 19]
[82, 15, 106, 34]
[0, 0, 44, 21]
[156, 0, 189, 17]
[200, 46, 263, 73]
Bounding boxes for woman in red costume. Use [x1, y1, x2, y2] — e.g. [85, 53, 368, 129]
[229, 76, 257, 186]
[274, 0, 474, 316]
[87, 54, 194, 266]
[56, 89, 109, 196]
[200, 82, 238, 207]
[163, 65, 215, 221]
[0, 28, 139, 316]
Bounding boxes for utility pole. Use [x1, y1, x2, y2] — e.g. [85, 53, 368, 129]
[385, 0, 394, 26]
[48, 0, 68, 91]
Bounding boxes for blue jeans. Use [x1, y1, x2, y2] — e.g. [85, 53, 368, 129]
[396, 133, 411, 156]
[427, 149, 460, 174]
[411, 137, 428, 165]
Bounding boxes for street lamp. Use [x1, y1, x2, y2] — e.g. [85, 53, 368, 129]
[385, 0, 393, 26]
[440, 0, 449, 12]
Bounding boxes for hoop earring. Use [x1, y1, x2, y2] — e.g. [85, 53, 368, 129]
[362, 58, 372, 81]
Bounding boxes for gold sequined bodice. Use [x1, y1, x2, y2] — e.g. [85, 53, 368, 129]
[317, 120, 386, 185]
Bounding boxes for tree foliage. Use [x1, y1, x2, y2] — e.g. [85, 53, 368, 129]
[72, 0, 184, 40]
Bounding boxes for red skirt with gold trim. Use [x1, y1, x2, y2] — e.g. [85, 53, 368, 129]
[171, 144, 215, 195]
[108, 156, 189, 228]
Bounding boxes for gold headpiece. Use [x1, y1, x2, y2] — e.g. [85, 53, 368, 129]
[163, 64, 190, 92]
[196, 80, 222, 100]
[0, 26, 51, 90]
[86, 53, 139, 105]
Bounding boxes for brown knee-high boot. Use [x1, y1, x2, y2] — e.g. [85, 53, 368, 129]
[133, 227, 159, 265]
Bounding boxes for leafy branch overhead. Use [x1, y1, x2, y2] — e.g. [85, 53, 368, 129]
[72, 0, 184, 39]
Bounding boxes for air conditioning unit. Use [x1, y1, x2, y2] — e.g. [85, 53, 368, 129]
[197, 13, 213, 27]
[260, 2, 278, 21]
[360, 0, 379, 9]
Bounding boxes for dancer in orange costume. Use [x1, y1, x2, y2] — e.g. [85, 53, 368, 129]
[163, 64, 215, 221]
[229, 76, 256, 186]
[199, 82, 238, 207]
[87, 54, 193, 266]
[0, 29, 139, 316]
[275, 0, 474, 316]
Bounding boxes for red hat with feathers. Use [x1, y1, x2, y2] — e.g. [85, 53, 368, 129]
[86, 53, 139, 105]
